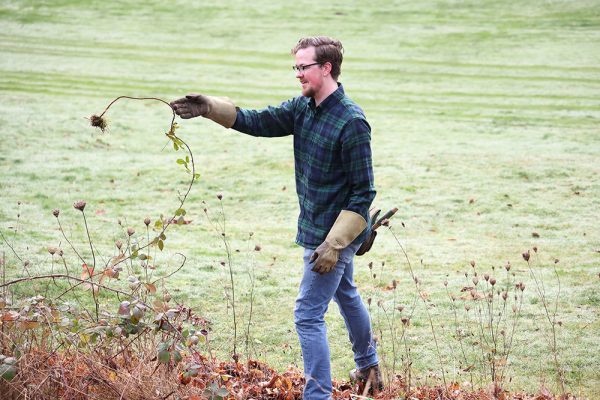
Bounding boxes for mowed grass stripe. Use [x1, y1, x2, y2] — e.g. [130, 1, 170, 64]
[3, 42, 599, 86]
[2, 33, 599, 83]
[0, 43, 285, 71]
[3, 70, 599, 107]
[3, 32, 600, 75]
[2, 71, 598, 118]
[0, 71, 293, 98]
[1, 83, 596, 129]
[0, 33, 285, 63]
[2, 80, 597, 115]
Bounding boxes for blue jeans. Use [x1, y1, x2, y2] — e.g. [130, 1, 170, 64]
[294, 244, 378, 400]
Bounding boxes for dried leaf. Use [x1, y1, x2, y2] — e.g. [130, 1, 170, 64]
[1, 311, 20, 321]
[20, 320, 39, 330]
[144, 283, 157, 294]
[118, 301, 131, 316]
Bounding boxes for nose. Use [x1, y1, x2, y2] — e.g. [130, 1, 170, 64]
[295, 69, 303, 79]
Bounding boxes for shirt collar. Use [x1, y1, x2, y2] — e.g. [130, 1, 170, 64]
[308, 82, 345, 112]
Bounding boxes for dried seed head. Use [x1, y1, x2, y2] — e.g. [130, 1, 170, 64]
[254, 244, 262, 251]
[414, 277, 419, 284]
[512, 305, 518, 313]
[23, 260, 30, 267]
[367, 297, 372, 306]
[484, 273, 490, 281]
[381, 261, 385, 267]
[52, 209, 60, 218]
[58, 248, 63, 257]
[554, 258, 559, 264]
[401, 317, 410, 326]
[443, 280, 448, 287]
[464, 304, 471, 312]
[533, 246, 538, 253]
[470, 260, 476, 268]
[127, 227, 135, 236]
[522, 250, 530, 262]
[392, 279, 397, 289]
[90, 114, 108, 132]
[377, 299, 384, 307]
[115, 240, 123, 250]
[472, 277, 479, 285]
[249, 232, 254, 237]
[73, 200, 86, 212]
[502, 291, 508, 301]
[490, 278, 496, 286]
[368, 262, 373, 270]
[48, 247, 57, 255]
[397, 305, 404, 312]
[217, 193, 223, 200]
[144, 217, 151, 226]
[505, 262, 511, 271]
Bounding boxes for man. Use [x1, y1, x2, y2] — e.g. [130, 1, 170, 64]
[171, 36, 381, 399]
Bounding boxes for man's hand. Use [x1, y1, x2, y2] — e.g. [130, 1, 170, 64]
[170, 94, 237, 128]
[309, 210, 367, 275]
[170, 94, 210, 119]
[310, 241, 339, 274]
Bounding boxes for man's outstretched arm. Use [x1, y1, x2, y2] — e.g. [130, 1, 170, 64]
[171, 94, 296, 138]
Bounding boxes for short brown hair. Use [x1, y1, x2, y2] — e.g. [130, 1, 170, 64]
[291, 36, 344, 81]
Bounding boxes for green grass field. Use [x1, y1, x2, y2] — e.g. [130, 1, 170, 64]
[1, 0, 599, 396]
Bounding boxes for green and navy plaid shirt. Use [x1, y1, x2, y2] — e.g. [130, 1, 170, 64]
[232, 84, 376, 249]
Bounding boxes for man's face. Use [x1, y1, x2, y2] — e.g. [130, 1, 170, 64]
[294, 46, 324, 98]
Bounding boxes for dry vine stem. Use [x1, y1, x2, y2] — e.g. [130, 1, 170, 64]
[88, 95, 198, 273]
[1, 96, 197, 321]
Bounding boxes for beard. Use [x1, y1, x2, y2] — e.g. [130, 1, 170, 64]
[302, 85, 316, 98]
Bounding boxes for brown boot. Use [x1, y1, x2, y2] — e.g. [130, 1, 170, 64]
[349, 364, 384, 394]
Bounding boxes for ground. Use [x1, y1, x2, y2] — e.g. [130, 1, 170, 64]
[1, 0, 599, 397]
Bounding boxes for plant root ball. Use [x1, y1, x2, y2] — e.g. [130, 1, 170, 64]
[90, 114, 108, 132]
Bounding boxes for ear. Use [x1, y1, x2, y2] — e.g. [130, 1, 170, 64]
[322, 62, 333, 77]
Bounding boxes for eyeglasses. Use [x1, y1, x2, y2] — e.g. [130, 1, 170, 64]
[292, 62, 321, 73]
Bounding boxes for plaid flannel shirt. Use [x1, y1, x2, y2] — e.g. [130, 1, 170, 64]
[232, 84, 376, 249]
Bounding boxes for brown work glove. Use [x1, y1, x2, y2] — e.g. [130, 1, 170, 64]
[170, 94, 237, 128]
[310, 210, 367, 274]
